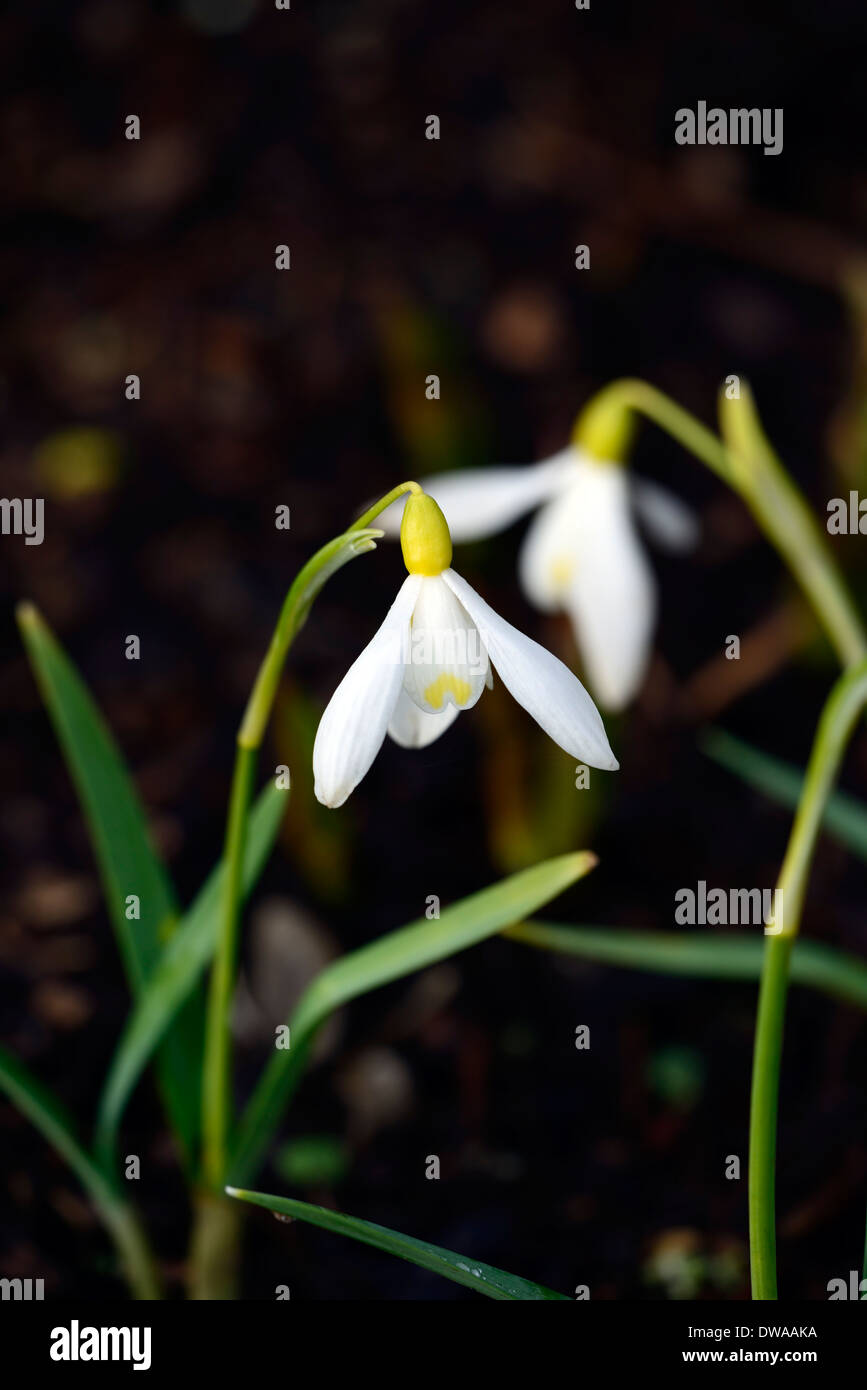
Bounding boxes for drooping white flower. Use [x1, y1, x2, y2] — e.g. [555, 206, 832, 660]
[313, 491, 618, 807]
[381, 447, 697, 710]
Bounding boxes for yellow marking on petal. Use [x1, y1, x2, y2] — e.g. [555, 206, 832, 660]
[424, 673, 472, 709]
[549, 555, 574, 587]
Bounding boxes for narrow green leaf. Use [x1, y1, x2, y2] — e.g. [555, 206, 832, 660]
[16, 603, 203, 1165]
[96, 783, 287, 1167]
[0, 1044, 116, 1204]
[702, 727, 867, 863]
[226, 1187, 568, 1300]
[0, 1045, 162, 1298]
[231, 851, 597, 1183]
[507, 921, 867, 1011]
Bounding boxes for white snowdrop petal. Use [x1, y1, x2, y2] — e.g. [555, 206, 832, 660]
[631, 475, 699, 552]
[518, 483, 585, 612]
[387, 687, 460, 748]
[564, 464, 657, 710]
[313, 575, 421, 808]
[401, 575, 489, 714]
[377, 451, 574, 542]
[441, 569, 618, 771]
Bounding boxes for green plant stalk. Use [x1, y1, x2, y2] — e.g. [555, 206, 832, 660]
[575, 377, 732, 483]
[199, 484, 419, 1194]
[201, 745, 257, 1189]
[720, 382, 867, 668]
[196, 484, 420, 1300]
[748, 659, 867, 1299]
[578, 382, 867, 1298]
[188, 1190, 243, 1300]
[574, 378, 867, 668]
[749, 933, 793, 1301]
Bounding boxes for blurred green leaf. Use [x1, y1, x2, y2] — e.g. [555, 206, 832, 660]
[507, 921, 867, 1010]
[95, 784, 287, 1167]
[226, 1187, 568, 1300]
[275, 1134, 348, 1188]
[0, 1044, 161, 1298]
[702, 726, 867, 862]
[16, 603, 202, 1167]
[647, 1045, 706, 1110]
[231, 852, 598, 1183]
[0, 1043, 116, 1201]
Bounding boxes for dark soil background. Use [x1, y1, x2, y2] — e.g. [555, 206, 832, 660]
[2, 0, 867, 1300]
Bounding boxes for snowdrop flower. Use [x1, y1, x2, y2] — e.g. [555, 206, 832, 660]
[381, 447, 697, 711]
[313, 491, 618, 807]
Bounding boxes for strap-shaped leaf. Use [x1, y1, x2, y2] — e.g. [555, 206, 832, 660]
[0, 1045, 161, 1298]
[230, 852, 597, 1183]
[0, 1043, 115, 1204]
[17, 603, 203, 1165]
[702, 727, 867, 862]
[96, 783, 287, 1166]
[226, 1187, 568, 1300]
[507, 921, 867, 1010]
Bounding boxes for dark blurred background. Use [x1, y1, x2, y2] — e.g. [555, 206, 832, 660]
[2, 0, 867, 1299]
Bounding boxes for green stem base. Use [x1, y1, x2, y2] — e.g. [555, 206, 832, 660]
[188, 1190, 243, 1300]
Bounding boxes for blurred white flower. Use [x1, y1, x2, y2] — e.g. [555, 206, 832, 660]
[381, 447, 697, 710]
[313, 492, 618, 807]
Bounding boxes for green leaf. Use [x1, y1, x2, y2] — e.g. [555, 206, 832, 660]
[0, 1044, 116, 1205]
[702, 727, 867, 863]
[275, 1134, 348, 1187]
[16, 603, 203, 1166]
[230, 851, 597, 1183]
[226, 1187, 569, 1300]
[506, 921, 867, 1011]
[95, 783, 287, 1167]
[0, 1045, 162, 1299]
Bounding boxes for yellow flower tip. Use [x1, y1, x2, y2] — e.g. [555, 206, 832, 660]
[577, 850, 599, 876]
[15, 600, 41, 631]
[400, 492, 453, 576]
[572, 395, 635, 465]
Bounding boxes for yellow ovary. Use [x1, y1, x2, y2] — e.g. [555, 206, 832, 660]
[424, 673, 473, 709]
[400, 494, 453, 576]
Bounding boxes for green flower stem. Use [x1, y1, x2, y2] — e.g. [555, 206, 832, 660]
[749, 659, 867, 1299]
[351, 479, 421, 533]
[188, 1189, 243, 1300]
[574, 378, 732, 483]
[749, 933, 793, 1300]
[201, 745, 257, 1189]
[721, 383, 867, 669]
[577, 379, 867, 1295]
[574, 379, 867, 668]
[200, 483, 420, 1196]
